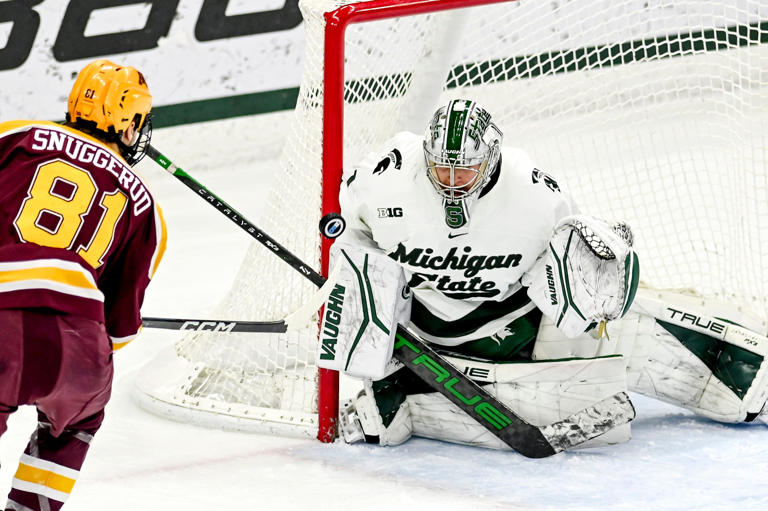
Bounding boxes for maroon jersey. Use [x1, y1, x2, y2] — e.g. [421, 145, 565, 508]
[0, 120, 167, 349]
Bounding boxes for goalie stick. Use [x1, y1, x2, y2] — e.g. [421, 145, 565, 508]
[145, 144, 635, 458]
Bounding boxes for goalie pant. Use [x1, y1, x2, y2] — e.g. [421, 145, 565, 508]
[340, 354, 631, 450]
[533, 287, 768, 423]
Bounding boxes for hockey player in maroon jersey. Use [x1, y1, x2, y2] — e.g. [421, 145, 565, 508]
[0, 59, 166, 510]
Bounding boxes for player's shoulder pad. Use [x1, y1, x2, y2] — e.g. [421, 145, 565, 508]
[496, 147, 578, 218]
[0, 120, 53, 138]
[499, 146, 564, 195]
[343, 131, 422, 188]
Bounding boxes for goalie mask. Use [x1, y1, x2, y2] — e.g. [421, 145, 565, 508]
[67, 59, 153, 166]
[423, 99, 503, 202]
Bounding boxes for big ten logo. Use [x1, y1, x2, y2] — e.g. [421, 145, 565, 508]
[378, 207, 403, 218]
[0, 0, 302, 71]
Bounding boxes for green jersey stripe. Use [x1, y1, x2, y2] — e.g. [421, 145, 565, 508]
[410, 285, 533, 338]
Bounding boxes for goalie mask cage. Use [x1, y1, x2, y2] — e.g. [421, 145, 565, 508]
[135, 0, 768, 442]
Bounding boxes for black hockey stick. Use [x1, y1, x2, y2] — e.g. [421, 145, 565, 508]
[142, 316, 288, 333]
[146, 145, 322, 287]
[142, 262, 341, 334]
[145, 144, 635, 458]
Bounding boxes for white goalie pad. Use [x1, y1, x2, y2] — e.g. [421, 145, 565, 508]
[533, 287, 768, 423]
[404, 355, 631, 450]
[317, 242, 412, 380]
[523, 215, 639, 338]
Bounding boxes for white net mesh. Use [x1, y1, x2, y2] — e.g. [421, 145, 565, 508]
[136, 0, 768, 435]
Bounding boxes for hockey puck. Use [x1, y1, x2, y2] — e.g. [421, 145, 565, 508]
[319, 213, 346, 239]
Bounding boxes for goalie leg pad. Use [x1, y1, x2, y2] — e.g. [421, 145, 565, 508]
[534, 287, 768, 423]
[405, 355, 631, 450]
[613, 311, 768, 423]
[629, 289, 768, 423]
[539, 287, 768, 423]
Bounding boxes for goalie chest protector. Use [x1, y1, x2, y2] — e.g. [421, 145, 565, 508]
[338, 131, 577, 343]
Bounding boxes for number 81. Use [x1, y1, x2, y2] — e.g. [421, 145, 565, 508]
[14, 160, 127, 269]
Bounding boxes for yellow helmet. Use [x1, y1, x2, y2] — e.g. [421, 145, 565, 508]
[67, 59, 152, 134]
[67, 59, 153, 163]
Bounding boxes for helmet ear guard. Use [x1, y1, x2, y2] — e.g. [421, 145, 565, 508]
[423, 99, 503, 201]
[67, 59, 153, 165]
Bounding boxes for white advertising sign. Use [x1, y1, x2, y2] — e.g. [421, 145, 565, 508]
[0, 0, 306, 121]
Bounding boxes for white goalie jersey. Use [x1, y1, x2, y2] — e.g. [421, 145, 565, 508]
[338, 131, 577, 346]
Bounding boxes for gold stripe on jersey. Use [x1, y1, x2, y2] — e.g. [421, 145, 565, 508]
[150, 203, 168, 279]
[111, 328, 141, 351]
[0, 267, 96, 289]
[0, 259, 103, 301]
[13, 455, 79, 502]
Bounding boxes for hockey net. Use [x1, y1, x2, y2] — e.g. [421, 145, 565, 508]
[135, 0, 768, 440]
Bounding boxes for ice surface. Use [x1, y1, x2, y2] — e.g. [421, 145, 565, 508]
[1, 132, 766, 511]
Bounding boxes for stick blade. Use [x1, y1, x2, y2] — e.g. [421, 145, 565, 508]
[540, 391, 636, 453]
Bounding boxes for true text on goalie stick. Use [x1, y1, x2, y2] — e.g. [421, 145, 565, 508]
[144, 144, 635, 458]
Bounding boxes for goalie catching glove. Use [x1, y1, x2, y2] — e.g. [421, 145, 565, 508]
[523, 215, 640, 338]
[317, 242, 411, 380]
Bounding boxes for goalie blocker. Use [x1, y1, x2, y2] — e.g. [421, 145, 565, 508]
[317, 241, 411, 380]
